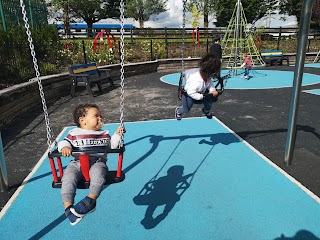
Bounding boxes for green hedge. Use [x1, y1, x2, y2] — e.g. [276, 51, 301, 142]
[0, 24, 64, 89]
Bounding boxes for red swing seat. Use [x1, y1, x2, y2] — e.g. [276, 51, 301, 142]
[48, 146, 125, 189]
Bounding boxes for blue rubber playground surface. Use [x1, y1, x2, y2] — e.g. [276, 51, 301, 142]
[1, 118, 320, 240]
[303, 89, 320, 95]
[160, 69, 320, 89]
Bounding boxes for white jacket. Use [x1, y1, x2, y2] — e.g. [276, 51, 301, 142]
[184, 68, 216, 100]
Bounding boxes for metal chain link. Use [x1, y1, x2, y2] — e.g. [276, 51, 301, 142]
[181, 0, 187, 76]
[19, 0, 55, 151]
[119, 0, 125, 146]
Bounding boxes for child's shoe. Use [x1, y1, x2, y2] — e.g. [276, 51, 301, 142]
[202, 108, 213, 119]
[175, 107, 182, 120]
[241, 75, 246, 78]
[71, 196, 96, 218]
[65, 205, 82, 226]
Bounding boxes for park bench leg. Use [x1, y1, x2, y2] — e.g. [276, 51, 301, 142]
[109, 77, 115, 89]
[97, 81, 103, 94]
[83, 77, 94, 97]
[71, 78, 76, 97]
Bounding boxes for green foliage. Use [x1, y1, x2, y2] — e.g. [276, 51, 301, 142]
[0, 25, 65, 87]
[186, 5, 203, 28]
[125, 0, 168, 28]
[48, 0, 120, 36]
[212, 0, 277, 27]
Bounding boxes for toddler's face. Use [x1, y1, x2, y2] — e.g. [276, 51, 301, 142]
[81, 107, 103, 130]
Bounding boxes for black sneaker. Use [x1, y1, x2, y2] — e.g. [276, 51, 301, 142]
[65, 205, 82, 226]
[202, 108, 213, 119]
[71, 196, 96, 218]
[175, 107, 182, 120]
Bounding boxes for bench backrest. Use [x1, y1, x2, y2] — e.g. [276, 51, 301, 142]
[69, 62, 98, 75]
[260, 50, 283, 57]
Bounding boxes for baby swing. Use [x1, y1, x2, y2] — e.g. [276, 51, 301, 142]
[19, 0, 127, 189]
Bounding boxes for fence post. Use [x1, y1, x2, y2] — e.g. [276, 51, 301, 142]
[0, 132, 8, 192]
[277, 27, 282, 50]
[130, 28, 133, 44]
[165, 27, 168, 58]
[0, 0, 6, 32]
[82, 40, 87, 64]
[150, 39, 153, 60]
[206, 38, 209, 53]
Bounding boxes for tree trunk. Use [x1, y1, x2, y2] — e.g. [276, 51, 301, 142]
[86, 20, 94, 37]
[203, 0, 209, 34]
[139, 18, 144, 28]
[63, 5, 70, 36]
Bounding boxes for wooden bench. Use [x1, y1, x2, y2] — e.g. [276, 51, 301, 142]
[260, 50, 289, 66]
[69, 62, 115, 97]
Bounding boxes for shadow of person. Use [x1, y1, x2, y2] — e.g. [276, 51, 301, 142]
[133, 165, 192, 229]
[274, 230, 320, 240]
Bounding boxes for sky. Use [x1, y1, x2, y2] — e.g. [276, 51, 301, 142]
[98, 0, 298, 28]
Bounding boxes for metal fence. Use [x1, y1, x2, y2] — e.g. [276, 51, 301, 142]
[0, 0, 47, 31]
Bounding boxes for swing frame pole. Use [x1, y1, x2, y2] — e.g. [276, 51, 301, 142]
[285, 0, 313, 166]
[0, 132, 8, 192]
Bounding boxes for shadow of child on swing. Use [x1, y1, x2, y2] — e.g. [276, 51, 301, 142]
[133, 165, 193, 229]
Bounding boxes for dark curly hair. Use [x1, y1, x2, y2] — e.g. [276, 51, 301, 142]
[73, 103, 100, 127]
[199, 53, 221, 81]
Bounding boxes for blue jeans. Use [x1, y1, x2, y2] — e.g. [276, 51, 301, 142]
[244, 66, 251, 76]
[177, 91, 213, 115]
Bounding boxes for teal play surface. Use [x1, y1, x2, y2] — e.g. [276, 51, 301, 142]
[1, 118, 320, 240]
[160, 69, 320, 89]
[303, 89, 320, 95]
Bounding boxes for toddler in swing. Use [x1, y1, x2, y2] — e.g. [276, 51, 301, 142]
[58, 103, 125, 225]
[175, 53, 221, 120]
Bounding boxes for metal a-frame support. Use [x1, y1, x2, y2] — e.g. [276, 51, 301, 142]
[221, 0, 265, 75]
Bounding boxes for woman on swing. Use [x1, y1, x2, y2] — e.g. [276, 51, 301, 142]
[175, 53, 221, 120]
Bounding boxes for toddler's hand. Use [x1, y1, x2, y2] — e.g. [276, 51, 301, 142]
[61, 146, 72, 157]
[116, 126, 126, 135]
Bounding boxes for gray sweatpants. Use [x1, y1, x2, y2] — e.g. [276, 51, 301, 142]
[61, 159, 108, 203]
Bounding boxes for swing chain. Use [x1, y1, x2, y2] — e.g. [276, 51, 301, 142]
[19, 0, 55, 151]
[181, 0, 187, 75]
[119, 0, 125, 145]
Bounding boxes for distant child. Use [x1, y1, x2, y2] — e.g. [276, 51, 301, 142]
[58, 103, 125, 226]
[240, 53, 252, 79]
[175, 53, 221, 120]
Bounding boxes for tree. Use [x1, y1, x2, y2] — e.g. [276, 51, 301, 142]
[279, 0, 320, 28]
[186, 5, 203, 29]
[49, 0, 120, 36]
[311, 0, 320, 29]
[212, 0, 277, 27]
[125, 0, 168, 28]
[186, 0, 215, 29]
[186, 0, 276, 28]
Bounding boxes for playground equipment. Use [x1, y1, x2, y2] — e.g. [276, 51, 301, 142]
[191, 28, 200, 45]
[178, 0, 225, 101]
[93, 30, 117, 53]
[313, 50, 320, 63]
[19, 0, 127, 188]
[0, 132, 8, 192]
[221, 0, 265, 75]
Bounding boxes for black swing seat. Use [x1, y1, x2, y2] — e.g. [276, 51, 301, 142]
[48, 146, 125, 189]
